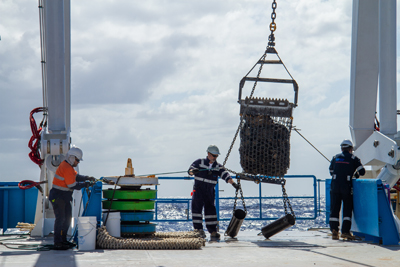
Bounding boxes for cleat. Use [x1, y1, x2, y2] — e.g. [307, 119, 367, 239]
[331, 230, 339, 240]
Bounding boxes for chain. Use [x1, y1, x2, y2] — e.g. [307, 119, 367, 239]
[281, 184, 295, 219]
[223, 0, 298, 220]
[238, 179, 247, 213]
[222, 52, 268, 167]
[232, 178, 247, 214]
[268, 0, 277, 47]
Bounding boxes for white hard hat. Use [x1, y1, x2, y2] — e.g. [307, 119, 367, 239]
[207, 145, 220, 155]
[66, 146, 83, 161]
[340, 139, 353, 148]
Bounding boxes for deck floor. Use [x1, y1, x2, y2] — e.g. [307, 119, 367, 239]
[0, 229, 399, 267]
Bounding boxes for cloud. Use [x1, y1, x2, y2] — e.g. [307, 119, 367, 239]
[0, 0, 398, 200]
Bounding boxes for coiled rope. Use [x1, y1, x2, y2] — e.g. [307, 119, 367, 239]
[96, 227, 205, 250]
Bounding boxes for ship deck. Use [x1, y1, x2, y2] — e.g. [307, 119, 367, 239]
[1, 229, 399, 267]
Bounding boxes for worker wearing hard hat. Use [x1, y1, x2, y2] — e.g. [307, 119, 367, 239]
[49, 147, 96, 250]
[329, 140, 365, 240]
[188, 145, 240, 240]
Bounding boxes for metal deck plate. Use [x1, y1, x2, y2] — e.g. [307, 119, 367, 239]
[1, 229, 399, 266]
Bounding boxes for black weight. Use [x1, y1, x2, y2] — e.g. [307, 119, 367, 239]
[261, 214, 295, 239]
[225, 209, 247, 238]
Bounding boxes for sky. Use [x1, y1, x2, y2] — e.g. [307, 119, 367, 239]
[1, 0, 399, 197]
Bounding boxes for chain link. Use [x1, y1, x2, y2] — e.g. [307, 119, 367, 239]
[281, 184, 295, 218]
[222, 52, 267, 168]
[268, 0, 277, 47]
[231, 174, 247, 214]
[223, 0, 297, 221]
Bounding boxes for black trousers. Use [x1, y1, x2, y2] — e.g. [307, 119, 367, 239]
[51, 195, 72, 244]
[191, 183, 218, 233]
[329, 192, 353, 233]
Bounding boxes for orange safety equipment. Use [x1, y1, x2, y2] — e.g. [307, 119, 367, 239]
[52, 161, 78, 191]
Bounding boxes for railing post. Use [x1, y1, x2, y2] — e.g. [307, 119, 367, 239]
[259, 182, 262, 219]
[317, 179, 321, 216]
[187, 200, 190, 220]
[215, 179, 220, 222]
[313, 176, 317, 219]
[155, 184, 158, 220]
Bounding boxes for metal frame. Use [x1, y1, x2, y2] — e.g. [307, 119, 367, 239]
[154, 175, 318, 222]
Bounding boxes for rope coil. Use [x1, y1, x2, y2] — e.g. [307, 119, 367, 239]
[96, 227, 205, 250]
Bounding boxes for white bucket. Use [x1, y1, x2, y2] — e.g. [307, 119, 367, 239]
[77, 216, 97, 251]
[103, 212, 121, 237]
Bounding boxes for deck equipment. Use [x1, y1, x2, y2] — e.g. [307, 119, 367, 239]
[223, 0, 298, 238]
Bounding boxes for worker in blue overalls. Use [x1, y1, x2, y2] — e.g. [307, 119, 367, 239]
[188, 145, 240, 240]
[329, 139, 365, 240]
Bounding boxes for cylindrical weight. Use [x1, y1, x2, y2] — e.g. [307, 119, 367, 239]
[225, 209, 247, 238]
[261, 214, 295, 239]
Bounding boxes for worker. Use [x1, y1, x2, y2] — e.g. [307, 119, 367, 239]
[188, 145, 240, 240]
[49, 147, 96, 250]
[329, 140, 365, 240]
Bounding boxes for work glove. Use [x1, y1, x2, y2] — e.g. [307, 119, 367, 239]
[231, 182, 241, 191]
[354, 172, 360, 179]
[190, 168, 200, 175]
[85, 181, 95, 188]
[87, 176, 97, 182]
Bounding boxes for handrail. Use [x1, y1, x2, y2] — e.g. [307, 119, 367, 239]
[154, 175, 319, 222]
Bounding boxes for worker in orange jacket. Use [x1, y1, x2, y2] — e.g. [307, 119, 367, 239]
[49, 147, 96, 250]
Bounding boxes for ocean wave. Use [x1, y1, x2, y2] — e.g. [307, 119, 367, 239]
[156, 197, 327, 232]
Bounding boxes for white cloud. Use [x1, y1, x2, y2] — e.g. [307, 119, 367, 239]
[1, 0, 399, 198]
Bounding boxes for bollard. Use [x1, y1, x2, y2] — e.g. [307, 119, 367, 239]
[225, 209, 247, 238]
[261, 214, 295, 239]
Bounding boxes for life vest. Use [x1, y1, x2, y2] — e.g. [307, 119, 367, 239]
[52, 160, 78, 191]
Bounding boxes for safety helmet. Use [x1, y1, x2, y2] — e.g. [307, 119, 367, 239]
[66, 146, 83, 161]
[340, 139, 353, 148]
[207, 145, 220, 155]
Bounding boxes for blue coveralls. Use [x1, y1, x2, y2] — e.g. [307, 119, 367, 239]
[329, 151, 365, 234]
[188, 158, 232, 233]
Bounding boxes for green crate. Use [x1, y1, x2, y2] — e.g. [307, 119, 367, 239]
[102, 200, 155, 211]
[103, 189, 156, 200]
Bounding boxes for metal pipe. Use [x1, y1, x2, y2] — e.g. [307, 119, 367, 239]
[44, 0, 66, 133]
[379, 0, 397, 136]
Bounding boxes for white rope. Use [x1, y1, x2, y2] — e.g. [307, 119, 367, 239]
[96, 226, 205, 250]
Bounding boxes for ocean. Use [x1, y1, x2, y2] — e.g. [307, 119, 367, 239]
[155, 197, 327, 233]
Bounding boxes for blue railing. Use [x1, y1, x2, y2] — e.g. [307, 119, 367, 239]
[0, 175, 324, 233]
[154, 175, 318, 222]
[317, 178, 327, 217]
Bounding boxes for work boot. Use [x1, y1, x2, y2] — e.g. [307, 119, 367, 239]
[341, 232, 356, 240]
[62, 241, 77, 248]
[210, 232, 220, 240]
[53, 242, 70, 250]
[194, 229, 206, 238]
[331, 229, 339, 240]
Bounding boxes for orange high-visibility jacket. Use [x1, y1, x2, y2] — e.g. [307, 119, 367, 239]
[52, 160, 78, 191]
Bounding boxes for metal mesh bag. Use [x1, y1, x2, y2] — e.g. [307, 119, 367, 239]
[239, 98, 293, 177]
